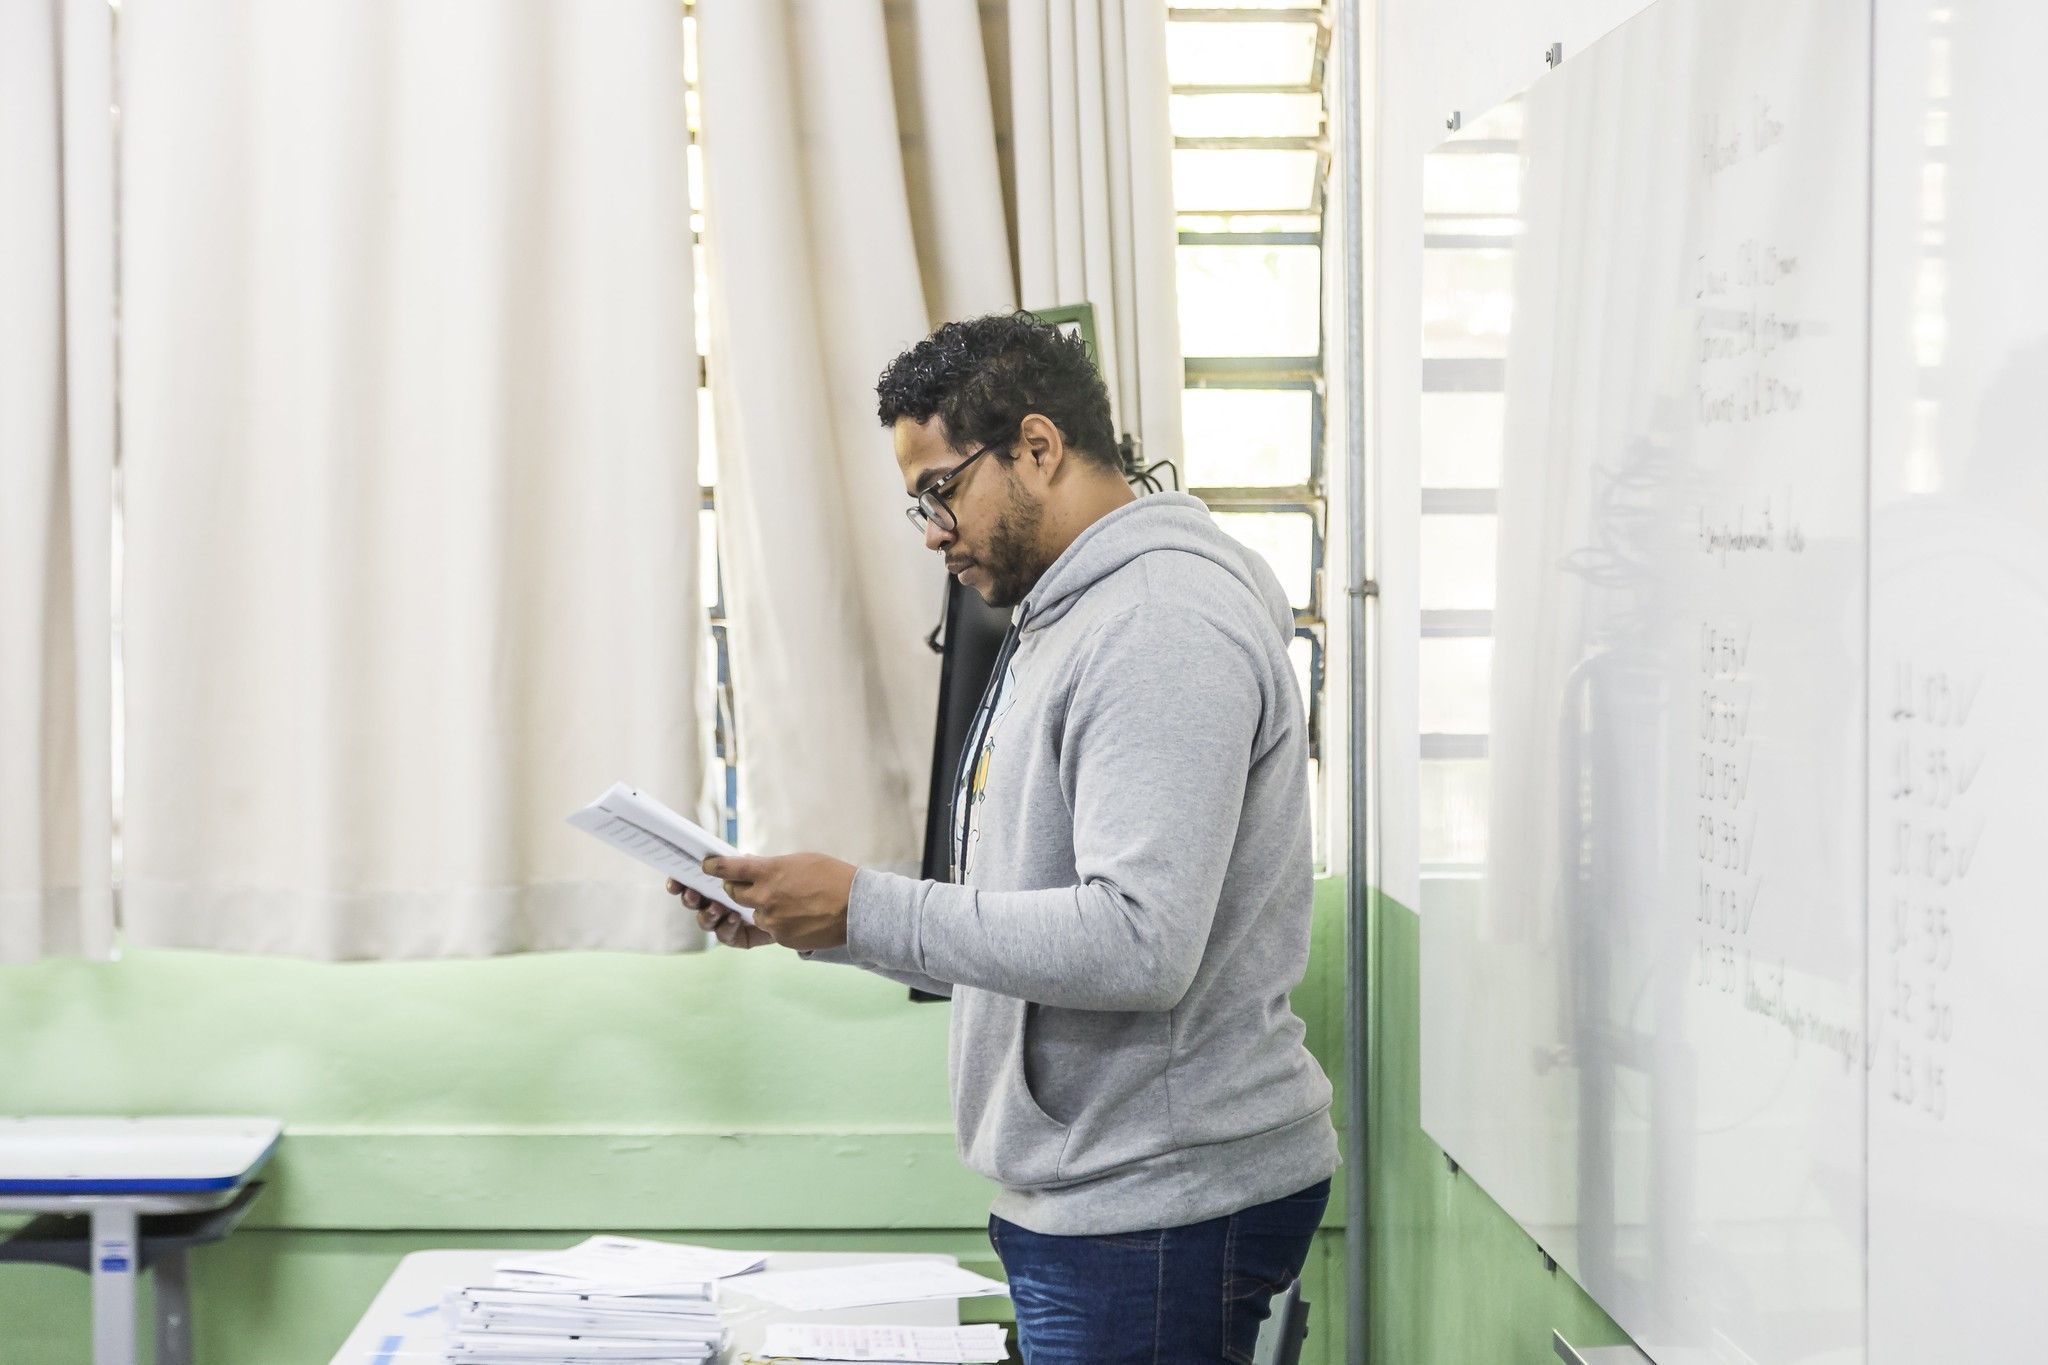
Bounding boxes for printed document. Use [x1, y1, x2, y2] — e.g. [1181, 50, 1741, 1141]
[568, 783, 752, 923]
[497, 1235, 766, 1290]
[758, 1323, 1009, 1362]
[727, 1261, 1009, 1313]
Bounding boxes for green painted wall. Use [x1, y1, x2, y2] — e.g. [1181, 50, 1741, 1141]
[0, 877, 1665, 1365]
[1365, 889, 1633, 1363]
[0, 881, 1349, 1364]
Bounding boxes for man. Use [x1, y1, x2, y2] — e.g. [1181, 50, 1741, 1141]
[669, 313, 1336, 1364]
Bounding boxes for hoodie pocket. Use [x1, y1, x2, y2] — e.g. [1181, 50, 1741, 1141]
[958, 995, 1072, 1189]
[1014, 1003, 1072, 1137]
[1025, 1005, 1175, 1182]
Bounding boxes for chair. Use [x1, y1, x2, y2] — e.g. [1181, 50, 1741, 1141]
[0, 1181, 265, 1365]
[1252, 1277, 1311, 1365]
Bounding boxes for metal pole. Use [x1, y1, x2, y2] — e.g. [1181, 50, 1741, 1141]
[90, 1204, 139, 1365]
[1331, 0, 1376, 1358]
[154, 1250, 193, 1365]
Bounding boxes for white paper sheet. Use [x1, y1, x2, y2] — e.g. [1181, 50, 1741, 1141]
[727, 1261, 1009, 1313]
[445, 1333, 716, 1363]
[496, 1234, 765, 1288]
[566, 785, 753, 923]
[758, 1323, 1009, 1362]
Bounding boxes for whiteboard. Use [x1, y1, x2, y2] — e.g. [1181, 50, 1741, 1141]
[1867, 0, 2048, 1359]
[1417, 1, 1871, 1362]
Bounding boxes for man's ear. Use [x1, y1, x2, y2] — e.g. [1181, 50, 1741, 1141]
[1017, 413, 1066, 481]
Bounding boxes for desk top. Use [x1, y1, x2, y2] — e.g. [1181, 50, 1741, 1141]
[332, 1249, 969, 1364]
[0, 1117, 282, 1195]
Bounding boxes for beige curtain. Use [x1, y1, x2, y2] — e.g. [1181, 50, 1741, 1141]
[0, 0, 116, 962]
[116, 0, 707, 959]
[1008, 0, 1183, 462]
[696, 0, 1016, 869]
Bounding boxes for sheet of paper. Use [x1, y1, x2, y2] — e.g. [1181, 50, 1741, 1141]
[727, 1261, 1009, 1313]
[455, 1315, 722, 1343]
[447, 1293, 720, 1334]
[497, 1234, 764, 1286]
[445, 1334, 717, 1362]
[453, 1289, 716, 1317]
[758, 1323, 1009, 1362]
[566, 784, 753, 923]
[489, 1275, 715, 1299]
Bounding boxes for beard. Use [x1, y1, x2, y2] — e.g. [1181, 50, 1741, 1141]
[974, 478, 1048, 609]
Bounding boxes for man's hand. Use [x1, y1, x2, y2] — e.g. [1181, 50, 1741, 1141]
[665, 878, 775, 949]
[666, 853, 857, 952]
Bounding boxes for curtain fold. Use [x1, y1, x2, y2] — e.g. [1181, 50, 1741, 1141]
[117, 0, 706, 959]
[696, 0, 1015, 868]
[0, 0, 116, 962]
[1008, 0, 1182, 464]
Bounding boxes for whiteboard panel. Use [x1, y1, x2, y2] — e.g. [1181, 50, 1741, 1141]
[1868, 1, 2048, 1359]
[1418, 2, 1870, 1362]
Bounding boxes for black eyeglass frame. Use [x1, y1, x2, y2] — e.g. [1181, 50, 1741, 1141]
[904, 441, 1006, 535]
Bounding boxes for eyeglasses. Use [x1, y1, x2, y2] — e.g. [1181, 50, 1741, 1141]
[904, 442, 1003, 536]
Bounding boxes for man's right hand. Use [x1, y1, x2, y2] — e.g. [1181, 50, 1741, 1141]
[666, 878, 777, 949]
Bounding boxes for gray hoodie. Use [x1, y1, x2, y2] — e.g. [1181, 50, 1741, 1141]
[826, 492, 1337, 1236]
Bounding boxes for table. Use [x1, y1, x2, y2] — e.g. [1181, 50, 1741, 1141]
[331, 1249, 969, 1363]
[0, 1116, 282, 1365]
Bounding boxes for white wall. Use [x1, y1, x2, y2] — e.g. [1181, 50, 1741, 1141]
[1368, 0, 1653, 909]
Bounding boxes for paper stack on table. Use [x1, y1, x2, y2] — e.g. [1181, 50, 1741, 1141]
[441, 1285, 724, 1362]
[759, 1322, 1010, 1362]
[440, 1236, 767, 1363]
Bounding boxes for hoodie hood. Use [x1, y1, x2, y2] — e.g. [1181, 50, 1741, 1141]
[1017, 492, 1295, 643]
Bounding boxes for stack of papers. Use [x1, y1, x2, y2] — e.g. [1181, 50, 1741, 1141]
[726, 1261, 1010, 1313]
[440, 1237, 767, 1363]
[758, 1323, 1010, 1362]
[441, 1286, 723, 1362]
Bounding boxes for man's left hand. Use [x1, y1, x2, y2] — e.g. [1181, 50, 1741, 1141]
[701, 852, 856, 951]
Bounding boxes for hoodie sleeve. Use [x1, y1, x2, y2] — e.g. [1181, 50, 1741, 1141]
[845, 605, 1262, 1012]
[798, 944, 953, 998]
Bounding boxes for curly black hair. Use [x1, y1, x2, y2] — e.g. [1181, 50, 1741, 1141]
[874, 312, 1119, 471]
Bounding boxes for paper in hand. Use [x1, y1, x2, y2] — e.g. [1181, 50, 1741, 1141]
[567, 783, 753, 925]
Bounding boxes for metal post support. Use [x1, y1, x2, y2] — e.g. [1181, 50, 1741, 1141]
[1332, 0, 1376, 1359]
[90, 1203, 139, 1365]
[154, 1249, 193, 1365]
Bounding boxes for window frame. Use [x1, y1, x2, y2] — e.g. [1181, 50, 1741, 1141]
[1169, 3, 1334, 861]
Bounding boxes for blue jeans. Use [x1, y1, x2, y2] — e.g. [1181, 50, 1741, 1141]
[988, 1179, 1330, 1365]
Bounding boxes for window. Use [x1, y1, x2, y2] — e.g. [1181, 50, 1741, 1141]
[682, 11, 739, 844]
[1417, 102, 1522, 874]
[1167, 3, 1332, 859]
[692, 6, 1335, 849]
